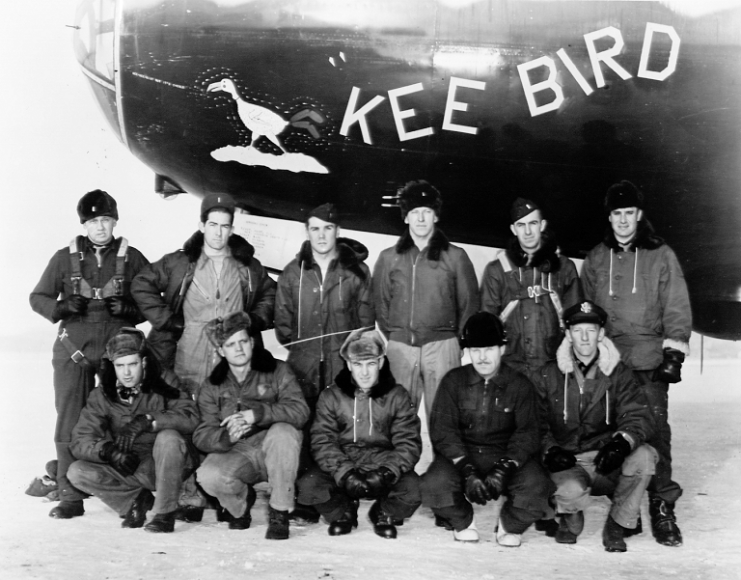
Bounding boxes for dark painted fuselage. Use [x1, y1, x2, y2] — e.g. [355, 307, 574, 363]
[74, 0, 741, 339]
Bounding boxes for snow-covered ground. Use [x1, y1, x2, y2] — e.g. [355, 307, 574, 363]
[1, 349, 739, 580]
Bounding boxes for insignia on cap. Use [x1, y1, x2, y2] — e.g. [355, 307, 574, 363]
[92, 205, 97, 212]
[581, 302, 592, 313]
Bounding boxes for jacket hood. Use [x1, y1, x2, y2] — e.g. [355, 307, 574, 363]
[556, 335, 621, 377]
[183, 231, 256, 265]
[100, 351, 181, 401]
[208, 346, 278, 385]
[333, 356, 397, 399]
[603, 218, 665, 252]
[395, 228, 450, 261]
[297, 237, 369, 280]
[505, 226, 562, 273]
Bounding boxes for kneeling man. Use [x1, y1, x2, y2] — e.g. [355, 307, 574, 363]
[421, 312, 553, 547]
[194, 312, 309, 540]
[68, 328, 199, 533]
[297, 329, 422, 539]
[535, 301, 656, 552]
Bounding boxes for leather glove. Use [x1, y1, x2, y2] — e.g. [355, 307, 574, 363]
[365, 466, 396, 499]
[484, 458, 518, 500]
[99, 441, 140, 477]
[104, 296, 139, 319]
[342, 469, 370, 499]
[457, 460, 491, 506]
[655, 347, 685, 384]
[115, 414, 154, 453]
[544, 446, 577, 473]
[594, 434, 632, 475]
[53, 295, 89, 320]
[162, 312, 185, 337]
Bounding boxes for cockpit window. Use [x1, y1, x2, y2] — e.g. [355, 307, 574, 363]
[73, 0, 116, 83]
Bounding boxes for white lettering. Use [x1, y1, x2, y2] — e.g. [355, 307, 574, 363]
[517, 56, 564, 117]
[584, 26, 632, 88]
[637, 23, 681, 81]
[442, 77, 486, 135]
[388, 83, 434, 142]
[339, 87, 386, 145]
[556, 48, 594, 96]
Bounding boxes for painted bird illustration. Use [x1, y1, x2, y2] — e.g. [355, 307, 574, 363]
[207, 78, 289, 152]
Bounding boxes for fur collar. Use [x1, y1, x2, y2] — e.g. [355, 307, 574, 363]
[505, 227, 562, 273]
[395, 228, 450, 261]
[297, 237, 369, 280]
[556, 335, 621, 377]
[207, 347, 278, 386]
[333, 357, 396, 399]
[603, 219, 664, 252]
[100, 354, 181, 401]
[182, 231, 256, 265]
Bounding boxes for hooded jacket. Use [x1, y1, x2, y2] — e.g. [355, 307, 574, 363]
[480, 229, 582, 372]
[310, 361, 422, 485]
[373, 228, 479, 347]
[534, 336, 654, 456]
[428, 363, 540, 467]
[131, 231, 276, 369]
[193, 349, 309, 454]
[581, 220, 692, 371]
[275, 238, 375, 398]
[70, 359, 199, 462]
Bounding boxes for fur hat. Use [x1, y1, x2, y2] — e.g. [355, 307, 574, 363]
[340, 329, 386, 361]
[77, 190, 118, 224]
[398, 180, 442, 218]
[200, 193, 236, 222]
[204, 312, 253, 348]
[510, 197, 541, 223]
[105, 327, 146, 361]
[563, 301, 607, 327]
[461, 312, 507, 348]
[604, 181, 644, 213]
[307, 203, 340, 225]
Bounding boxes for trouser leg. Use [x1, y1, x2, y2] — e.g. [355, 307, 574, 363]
[152, 430, 193, 515]
[550, 464, 593, 514]
[261, 423, 302, 512]
[68, 458, 154, 516]
[297, 466, 352, 522]
[386, 341, 423, 412]
[608, 444, 657, 528]
[379, 471, 422, 520]
[420, 338, 461, 423]
[196, 441, 260, 518]
[420, 457, 473, 531]
[53, 356, 96, 502]
[499, 459, 554, 534]
[635, 371, 682, 503]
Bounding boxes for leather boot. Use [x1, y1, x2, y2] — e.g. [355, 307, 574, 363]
[555, 511, 584, 544]
[144, 511, 176, 533]
[623, 514, 643, 537]
[602, 515, 627, 552]
[228, 485, 257, 530]
[49, 500, 85, 519]
[535, 518, 559, 537]
[368, 501, 397, 539]
[328, 502, 359, 537]
[649, 497, 683, 547]
[289, 503, 320, 525]
[173, 506, 204, 523]
[121, 490, 154, 528]
[434, 514, 454, 531]
[265, 506, 290, 540]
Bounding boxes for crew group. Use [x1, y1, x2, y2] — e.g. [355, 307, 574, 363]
[30, 180, 691, 552]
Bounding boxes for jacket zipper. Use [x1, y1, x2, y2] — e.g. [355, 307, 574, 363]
[410, 253, 421, 345]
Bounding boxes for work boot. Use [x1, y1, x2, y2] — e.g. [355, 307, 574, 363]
[289, 503, 320, 525]
[49, 500, 84, 519]
[623, 515, 643, 537]
[602, 515, 627, 552]
[173, 505, 204, 523]
[535, 518, 559, 537]
[228, 485, 257, 530]
[121, 489, 155, 528]
[265, 506, 290, 540]
[435, 514, 454, 531]
[144, 511, 176, 533]
[649, 497, 683, 547]
[368, 501, 397, 539]
[328, 501, 359, 537]
[555, 511, 584, 544]
[495, 519, 522, 548]
[453, 518, 479, 543]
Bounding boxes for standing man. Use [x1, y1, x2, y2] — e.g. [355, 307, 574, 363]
[275, 203, 374, 522]
[30, 190, 149, 519]
[480, 197, 582, 381]
[132, 193, 276, 396]
[68, 328, 199, 533]
[581, 180, 691, 547]
[194, 312, 309, 540]
[297, 329, 422, 539]
[373, 180, 479, 419]
[535, 301, 656, 552]
[421, 313, 553, 547]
